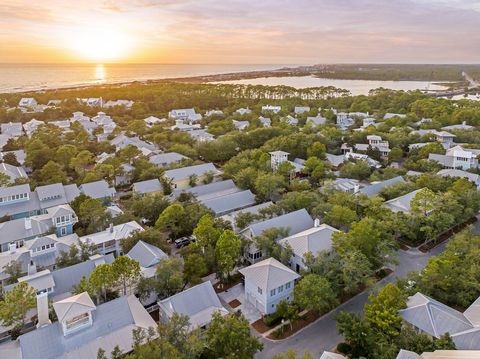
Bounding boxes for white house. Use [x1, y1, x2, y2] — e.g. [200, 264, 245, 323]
[429, 145, 480, 170]
[103, 99, 134, 108]
[18, 98, 38, 109]
[279, 222, 339, 272]
[262, 105, 281, 114]
[23, 119, 45, 138]
[168, 108, 202, 123]
[354, 135, 390, 158]
[294, 106, 310, 114]
[78, 97, 103, 107]
[236, 108, 252, 115]
[233, 120, 249, 130]
[239, 257, 300, 315]
[336, 112, 355, 130]
[1, 122, 24, 138]
[143, 116, 166, 126]
[259, 116, 271, 127]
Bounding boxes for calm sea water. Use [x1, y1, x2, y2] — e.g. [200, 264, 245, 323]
[0, 63, 291, 93]
[214, 76, 451, 96]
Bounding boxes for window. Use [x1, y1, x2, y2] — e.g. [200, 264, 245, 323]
[270, 289, 276, 296]
[278, 285, 284, 293]
[65, 313, 90, 330]
[257, 287, 262, 295]
[61, 227, 67, 236]
[285, 282, 291, 289]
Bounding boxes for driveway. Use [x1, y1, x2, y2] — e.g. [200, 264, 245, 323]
[255, 245, 446, 358]
[218, 283, 262, 324]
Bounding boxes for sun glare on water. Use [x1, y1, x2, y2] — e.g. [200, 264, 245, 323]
[70, 27, 132, 61]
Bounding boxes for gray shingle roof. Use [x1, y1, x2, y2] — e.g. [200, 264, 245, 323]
[132, 179, 162, 195]
[279, 224, 339, 259]
[18, 294, 156, 359]
[239, 257, 300, 291]
[171, 179, 239, 200]
[200, 190, 256, 216]
[158, 281, 228, 329]
[399, 292, 474, 338]
[384, 188, 423, 213]
[164, 163, 220, 182]
[244, 208, 313, 237]
[358, 176, 406, 197]
[149, 152, 187, 166]
[79, 180, 116, 199]
[127, 240, 167, 268]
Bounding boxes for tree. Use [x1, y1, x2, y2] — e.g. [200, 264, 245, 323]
[0, 282, 36, 331]
[155, 203, 186, 239]
[339, 250, 374, 295]
[111, 256, 141, 296]
[0, 172, 10, 186]
[188, 174, 198, 187]
[324, 205, 357, 228]
[273, 349, 313, 359]
[365, 284, 406, 337]
[183, 253, 208, 286]
[56, 240, 97, 268]
[121, 227, 169, 254]
[36, 160, 67, 185]
[2, 152, 20, 166]
[128, 193, 170, 225]
[215, 230, 241, 283]
[204, 312, 263, 359]
[335, 311, 379, 358]
[193, 214, 221, 251]
[3, 260, 22, 284]
[294, 274, 338, 314]
[339, 160, 372, 180]
[77, 197, 108, 234]
[70, 150, 95, 178]
[56, 144, 78, 170]
[235, 211, 259, 230]
[155, 257, 184, 299]
[254, 172, 287, 201]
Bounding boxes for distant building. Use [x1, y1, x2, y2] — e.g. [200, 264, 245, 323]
[18, 98, 38, 109]
[262, 105, 281, 114]
[168, 108, 202, 123]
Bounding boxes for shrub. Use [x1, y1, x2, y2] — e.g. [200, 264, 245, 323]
[336, 342, 352, 355]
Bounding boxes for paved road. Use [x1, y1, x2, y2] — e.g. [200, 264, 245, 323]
[256, 244, 447, 359]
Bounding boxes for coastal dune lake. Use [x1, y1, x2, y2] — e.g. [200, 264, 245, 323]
[214, 76, 450, 96]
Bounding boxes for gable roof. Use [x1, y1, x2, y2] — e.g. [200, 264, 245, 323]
[200, 190, 256, 216]
[279, 224, 339, 259]
[171, 179, 239, 200]
[239, 257, 300, 291]
[164, 163, 220, 182]
[79, 180, 116, 199]
[158, 281, 228, 329]
[244, 208, 313, 238]
[127, 240, 168, 268]
[53, 292, 96, 322]
[132, 179, 162, 195]
[149, 152, 187, 166]
[359, 176, 406, 197]
[399, 292, 474, 338]
[384, 188, 424, 213]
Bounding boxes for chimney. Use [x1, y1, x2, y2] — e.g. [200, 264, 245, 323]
[9, 243, 16, 254]
[36, 292, 51, 328]
[28, 260, 37, 275]
[109, 223, 114, 233]
[314, 218, 320, 228]
[25, 217, 32, 230]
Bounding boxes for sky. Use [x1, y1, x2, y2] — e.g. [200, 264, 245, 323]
[1, 0, 480, 64]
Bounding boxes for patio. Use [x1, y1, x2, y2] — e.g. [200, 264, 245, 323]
[218, 283, 262, 324]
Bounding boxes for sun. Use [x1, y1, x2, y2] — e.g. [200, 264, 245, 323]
[69, 26, 132, 61]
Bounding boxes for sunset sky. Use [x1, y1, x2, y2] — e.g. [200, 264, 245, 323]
[1, 0, 480, 64]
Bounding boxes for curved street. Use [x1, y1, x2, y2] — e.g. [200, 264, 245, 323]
[256, 243, 447, 358]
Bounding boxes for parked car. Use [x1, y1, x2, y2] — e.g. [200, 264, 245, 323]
[174, 235, 196, 248]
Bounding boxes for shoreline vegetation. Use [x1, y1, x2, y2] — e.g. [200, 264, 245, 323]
[3, 63, 480, 95]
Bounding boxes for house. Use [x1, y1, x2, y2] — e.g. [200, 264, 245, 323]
[79, 221, 144, 256]
[143, 116, 165, 126]
[200, 190, 256, 217]
[23, 119, 45, 138]
[232, 120, 249, 130]
[0, 163, 27, 182]
[168, 108, 202, 123]
[5, 292, 156, 359]
[279, 222, 339, 272]
[0, 183, 80, 220]
[239, 257, 300, 315]
[358, 176, 406, 197]
[110, 133, 155, 154]
[354, 135, 390, 158]
[294, 106, 310, 114]
[0, 134, 9, 150]
[333, 178, 360, 194]
[164, 163, 221, 190]
[50, 120, 71, 132]
[170, 120, 202, 132]
[399, 292, 480, 349]
[171, 179, 240, 200]
[78, 97, 103, 107]
[127, 240, 167, 269]
[188, 129, 215, 142]
[205, 110, 223, 117]
[47, 99, 62, 107]
[103, 99, 134, 108]
[437, 168, 480, 187]
[18, 98, 38, 109]
[429, 145, 480, 170]
[414, 129, 456, 148]
[344, 150, 381, 168]
[149, 152, 187, 167]
[132, 179, 162, 196]
[282, 115, 298, 126]
[92, 112, 115, 127]
[0, 204, 77, 252]
[384, 188, 424, 214]
[262, 105, 281, 114]
[79, 180, 116, 200]
[269, 150, 303, 174]
[7, 254, 114, 300]
[442, 121, 474, 131]
[240, 208, 313, 263]
[0, 149, 26, 165]
[236, 108, 252, 115]
[0, 233, 77, 285]
[336, 112, 355, 130]
[159, 281, 228, 330]
[220, 202, 273, 233]
[259, 116, 271, 127]
[306, 114, 326, 127]
[1, 122, 24, 138]
[384, 113, 407, 119]
[325, 153, 347, 169]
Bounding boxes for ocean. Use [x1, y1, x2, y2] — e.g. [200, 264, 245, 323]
[0, 63, 289, 93]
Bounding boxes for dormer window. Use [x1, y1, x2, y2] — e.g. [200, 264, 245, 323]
[65, 313, 90, 331]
